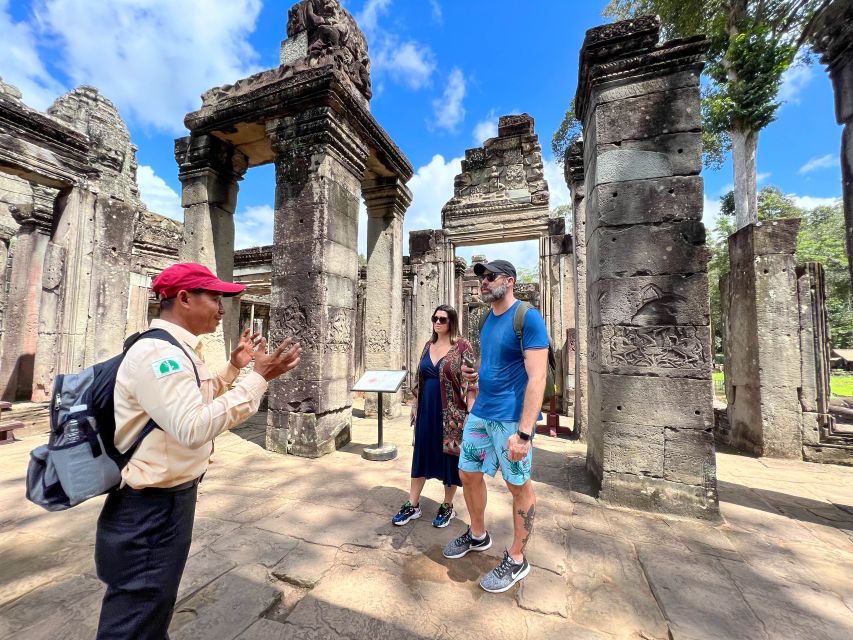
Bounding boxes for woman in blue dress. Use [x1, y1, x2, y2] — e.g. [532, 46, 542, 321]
[393, 305, 477, 528]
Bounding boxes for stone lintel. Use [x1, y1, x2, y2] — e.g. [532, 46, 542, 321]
[175, 134, 248, 183]
[186, 67, 412, 182]
[408, 229, 448, 262]
[362, 176, 412, 220]
[234, 245, 274, 267]
[727, 218, 800, 259]
[266, 108, 370, 180]
[575, 15, 709, 123]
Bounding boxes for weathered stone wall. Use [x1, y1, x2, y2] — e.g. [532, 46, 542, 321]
[576, 17, 718, 518]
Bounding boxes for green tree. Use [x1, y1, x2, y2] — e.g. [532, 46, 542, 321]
[603, 0, 831, 229]
[516, 266, 539, 284]
[551, 203, 573, 227]
[551, 100, 582, 163]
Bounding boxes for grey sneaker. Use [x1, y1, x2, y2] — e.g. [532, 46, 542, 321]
[479, 550, 530, 593]
[442, 527, 492, 558]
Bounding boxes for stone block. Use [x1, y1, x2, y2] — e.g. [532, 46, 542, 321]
[591, 69, 701, 108]
[286, 409, 351, 458]
[589, 373, 711, 429]
[589, 324, 711, 378]
[269, 377, 350, 415]
[271, 541, 338, 588]
[587, 175, 703, 233]
[587, 221, 709, 280]
[291, 351, 351, 381]
[728, 218, 800, 258]
[592, 149, 673, 186]
[597, 131, 700, 180]
[663, 427, 716, 486]
[169, 565, 281, 640]
[600, 471, 719, 519]
[593, 86, 700, 144]
[590, 273, 709, 327]
[601, 422, 665, 477]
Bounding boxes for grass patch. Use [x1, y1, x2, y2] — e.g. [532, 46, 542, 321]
[832, 374, 853, 398]
[711, 371, 853, 397]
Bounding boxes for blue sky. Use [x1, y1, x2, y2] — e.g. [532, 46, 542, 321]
[1, 0, 844, 270]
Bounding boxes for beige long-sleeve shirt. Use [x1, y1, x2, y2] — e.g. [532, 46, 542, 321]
[114, 319, 268, 489]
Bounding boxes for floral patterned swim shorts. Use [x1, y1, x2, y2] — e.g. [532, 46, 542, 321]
[458, 413, 533, 486]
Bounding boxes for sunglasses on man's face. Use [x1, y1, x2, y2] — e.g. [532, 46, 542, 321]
[479, 272, 503, 282]
[432, 316, 449, 325]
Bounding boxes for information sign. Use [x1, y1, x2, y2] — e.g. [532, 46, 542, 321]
[352, 369, 408, 394]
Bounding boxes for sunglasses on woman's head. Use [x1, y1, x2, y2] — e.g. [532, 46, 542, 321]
[432, 316, 449, 324]
[479, 272, 502, 282]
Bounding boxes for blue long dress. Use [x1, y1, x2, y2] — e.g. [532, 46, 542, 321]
[411, 350, 462, 487]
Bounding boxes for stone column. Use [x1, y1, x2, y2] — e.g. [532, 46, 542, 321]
[0, 224, 13, 341]
[541, 217, 573, 411]
[363, 176, 411, 418]
[265, 110, 368, 457]
[175, 134, 248, 371]
[814, 1, 853, 294]
[724, 219, 803, 458]
[0, 200, 51, 401]
[407, 229, 452, 371]
[454, 257, 466, 322]
[565, 141, 587, 438]
[576, 17, 718, 518]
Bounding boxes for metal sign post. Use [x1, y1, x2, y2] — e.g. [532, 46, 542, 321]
[352, 370, 408, 462]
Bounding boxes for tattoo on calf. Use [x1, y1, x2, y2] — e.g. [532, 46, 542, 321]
[518, 503, 536, 552]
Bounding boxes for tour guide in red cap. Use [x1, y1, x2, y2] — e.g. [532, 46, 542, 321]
[95, 262, 302, 640]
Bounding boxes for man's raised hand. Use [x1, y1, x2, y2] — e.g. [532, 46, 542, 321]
[254, 338, 302, 381]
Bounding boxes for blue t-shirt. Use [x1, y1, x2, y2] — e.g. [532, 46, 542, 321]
[472, 300, 549, 421]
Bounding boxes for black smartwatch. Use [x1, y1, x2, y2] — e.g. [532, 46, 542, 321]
[516, 429, 533, 441]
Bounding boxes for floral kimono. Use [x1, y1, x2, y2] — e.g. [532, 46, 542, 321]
[410, 338, 474, 456]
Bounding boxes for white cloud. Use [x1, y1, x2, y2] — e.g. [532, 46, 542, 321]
[429, 0, 442, 22]
[779, 61, 814, 105]
[137, 165, 182, 221]
[355, 0, 392, 36]
[756, 172, 771, 184]
[373, 39, 436, 90]
[358, 0, 437, 91]
[455, 240, 540, 273]
[235, 204, 274, 250]
[32, 0, 264, 132]
[432, 67, 466, 132]
[543, 159, 571, 211]
[798, 154, 839, 174]
[704, 193, 723, 231]
[0, 0, 65, 109]
[790, 194, 842, 210]
[472, 110, 498, 145]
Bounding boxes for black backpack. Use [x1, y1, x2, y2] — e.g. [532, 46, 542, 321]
[26, 328, 199, 511]
[477, 301, 558, 401]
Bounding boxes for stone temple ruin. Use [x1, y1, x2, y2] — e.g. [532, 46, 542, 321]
[1, 1, 852, 523]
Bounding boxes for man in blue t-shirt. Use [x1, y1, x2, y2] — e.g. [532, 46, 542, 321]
[442, 259, 549, 593]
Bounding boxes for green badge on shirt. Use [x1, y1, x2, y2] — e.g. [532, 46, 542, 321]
[152, 358, 184, 379]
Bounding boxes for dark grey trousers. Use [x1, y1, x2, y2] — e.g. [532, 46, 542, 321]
[95, 484, 197, 640]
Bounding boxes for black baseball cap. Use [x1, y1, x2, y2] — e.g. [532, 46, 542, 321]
[473, 260, 517, 279]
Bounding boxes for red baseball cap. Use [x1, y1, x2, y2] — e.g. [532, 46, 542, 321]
[151, 263, 245, 300]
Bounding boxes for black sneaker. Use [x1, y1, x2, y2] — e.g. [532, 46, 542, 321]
[442, 527, 492, 558]
[479, 549, 531, 593]
[392, 501, 421, 526]
[432, 502, 456, 528]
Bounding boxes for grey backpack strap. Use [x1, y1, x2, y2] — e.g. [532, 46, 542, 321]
[513, 301, 533, 354]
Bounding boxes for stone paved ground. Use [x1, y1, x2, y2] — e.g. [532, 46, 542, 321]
[2, 407, 853, 640]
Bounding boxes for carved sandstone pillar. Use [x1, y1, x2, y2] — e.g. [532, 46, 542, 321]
[407, 229, 452, 373]
[0, 199, 51, 401]
[576, 17, 718, 518]
[363, 176, 411, 417]
[724, 219, 803, 458]
[565, 141, 587, 439]
[175, 134, 248, 370]
[266, 110, 368, 457]
[541, 217, 573, 411]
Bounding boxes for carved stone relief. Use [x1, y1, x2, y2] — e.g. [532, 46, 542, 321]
[595, 325, 707, 369]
